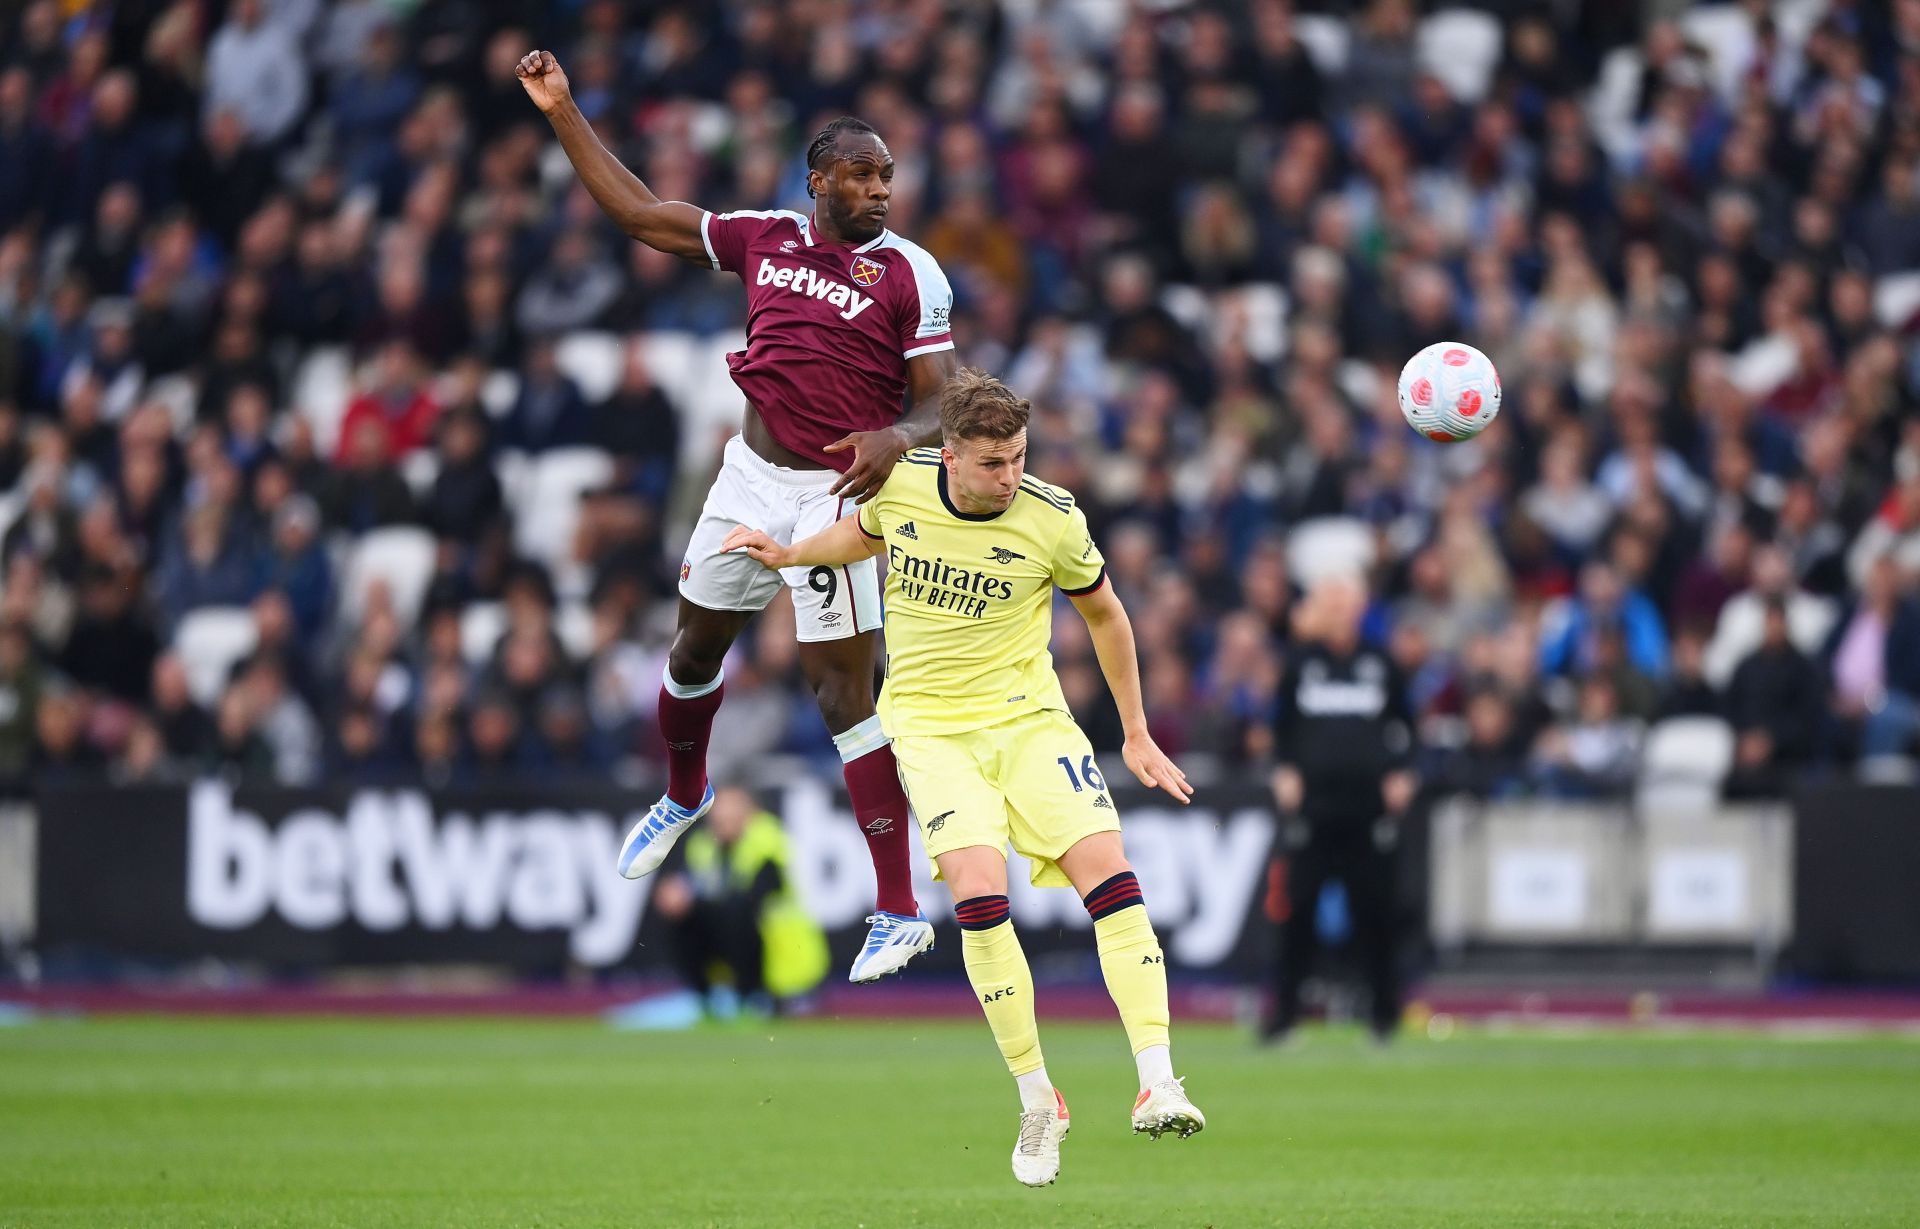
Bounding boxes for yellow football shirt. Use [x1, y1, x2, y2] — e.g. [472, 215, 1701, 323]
[857, 448, 1107, 737]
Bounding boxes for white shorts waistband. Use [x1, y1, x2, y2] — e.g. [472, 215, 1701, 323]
[725, 434, 840, 488]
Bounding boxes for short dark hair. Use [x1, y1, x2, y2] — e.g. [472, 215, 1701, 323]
[805, 116, 879, 198]
[940, 368, 1031, 443]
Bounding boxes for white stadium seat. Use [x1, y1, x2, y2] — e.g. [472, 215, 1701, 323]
[1418, 9, 1503, 103]
[555, 601, 596, 660]
[481, 370, 519, 419]
[174, 607, 259, 707]
[1286, 517, 1375, 589]
[291, 345, 354, 457]
[1874, 273, 1920, 330]
[400, 451, 440, 500]
[640, 332, 701, 408]
[512, 446, 615, 567]
[343, 526, 438, 630]
[1293, 15, 1349, 77]
[1637, 716, 1737, 815]
[554, 331, 624, 403]
[459, 601, 507, 665]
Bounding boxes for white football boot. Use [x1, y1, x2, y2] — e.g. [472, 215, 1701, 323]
[1131, 1076, 1206, 1140]
[616, 784, 714, 879]
[847, 911, 935, 982]
[1012, 1089, 1071, 1187]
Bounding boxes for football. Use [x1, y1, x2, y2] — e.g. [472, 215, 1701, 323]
[1397, 341, 1502, 443]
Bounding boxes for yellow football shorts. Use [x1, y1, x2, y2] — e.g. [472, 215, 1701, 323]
[892, 708, 1123, 887]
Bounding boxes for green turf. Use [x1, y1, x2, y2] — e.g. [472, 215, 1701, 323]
[1, 1015, 1917, 1227]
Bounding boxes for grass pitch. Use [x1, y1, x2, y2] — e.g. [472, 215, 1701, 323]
[1, 1014, 1917, 1227]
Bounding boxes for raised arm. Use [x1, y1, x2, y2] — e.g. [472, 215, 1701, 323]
[722, 514, 885, 572]
[1069, 581, 1193, 804]
[517, 51, 708, 263]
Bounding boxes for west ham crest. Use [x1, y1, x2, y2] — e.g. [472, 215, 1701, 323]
[849, 255, 886, 287]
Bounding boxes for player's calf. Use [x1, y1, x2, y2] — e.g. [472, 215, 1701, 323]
[1082, 869, 1207, 1140]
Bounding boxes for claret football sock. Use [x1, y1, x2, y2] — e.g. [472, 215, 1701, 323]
[835, 717, 918, 916]
[659, 666, 723, 810]
[1084, 872, 1172, 1079]
[955, 895, 1044, 1080]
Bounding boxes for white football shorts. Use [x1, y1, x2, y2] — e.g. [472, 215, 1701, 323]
[678, 435, 883, 642]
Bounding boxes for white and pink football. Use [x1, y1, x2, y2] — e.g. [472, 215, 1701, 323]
[1397, 341, 1502, 443]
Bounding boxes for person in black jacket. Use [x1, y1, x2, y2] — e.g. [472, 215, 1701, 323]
[1724, 599, 1824, 798]
[1266, 574, 1416, 1043]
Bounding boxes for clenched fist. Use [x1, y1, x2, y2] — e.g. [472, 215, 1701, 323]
[516, 50, 571, 114]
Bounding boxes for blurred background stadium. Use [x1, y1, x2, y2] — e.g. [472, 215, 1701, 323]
[8, 1, 1920, 1225]
[3, 0, 1920, 1029]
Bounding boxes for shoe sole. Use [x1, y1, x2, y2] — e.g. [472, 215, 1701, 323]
[1133, 1110, 1205, 1140]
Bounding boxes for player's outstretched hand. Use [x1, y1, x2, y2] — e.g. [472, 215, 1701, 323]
[1123, 734, 1193, 805]
[721, 526, 789, 570]
[516, 50, 572, 113]
[825, 428, 908, 502]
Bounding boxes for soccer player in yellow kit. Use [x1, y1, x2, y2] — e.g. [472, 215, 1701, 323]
[723, 369, 1205, 1187]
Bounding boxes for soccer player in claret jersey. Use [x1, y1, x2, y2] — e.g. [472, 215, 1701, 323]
[518, 51, 957, 981]
[724, 371, 1207, 1187]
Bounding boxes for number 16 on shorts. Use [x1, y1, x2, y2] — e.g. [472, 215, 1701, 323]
[1056, 754, 1106, 793]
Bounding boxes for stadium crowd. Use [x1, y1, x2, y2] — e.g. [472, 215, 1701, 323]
[1, 0, 1918, 803]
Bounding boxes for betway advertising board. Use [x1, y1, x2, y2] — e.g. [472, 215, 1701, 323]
[35, 780, 1277, 974]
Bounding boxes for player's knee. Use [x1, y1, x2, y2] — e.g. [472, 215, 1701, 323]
[809, 674, 874, 731]
[667, 639, 726, 686]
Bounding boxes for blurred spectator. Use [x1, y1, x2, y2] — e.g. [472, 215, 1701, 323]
[335, 341, 439, 464]
[516, 228, 620, 335]
[154, 504, 254, 634]
[202, 0, 308, 149]
[320, 416, 418, 534]
[423, 409, 504, 540]
[651, 785, 829, 1014]
[150, 652, 214, 763]
[1540, 562, 1669, 680]
[0, 623, 44, 791]
[1432, 688, 1529, 800]
[0, 1, 1917, 804]
[1532, 675, 1643, 798]
[499, 336, 590, 454]
[1658, 627, 1722, 720]
[34, 684, 102, 782]
[61, 564, 158, 704]
[1704, 545, 1837, 688]
[1725, 600, 1825, 797]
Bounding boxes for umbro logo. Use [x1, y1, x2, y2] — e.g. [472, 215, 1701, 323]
[666, 740, 695, 752]
[987, 547, 1026, 564]
[781, 240, 798, 250]
[1092, 794, 1113, 810]
[898, 521, 918, 540]
[928, 810, 954, 832]
[864, 816, 896, 835]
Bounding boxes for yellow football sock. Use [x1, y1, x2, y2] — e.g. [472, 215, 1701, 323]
[1086, 874, 1170, 1055]
[955, 895, 1043, 1076]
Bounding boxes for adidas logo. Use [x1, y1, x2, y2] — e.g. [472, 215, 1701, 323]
[898, 521, 918, 540]
[927, 810, 954, 832]
[1092, 794, 1113, 810]
[987, 546, 1026, 564]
